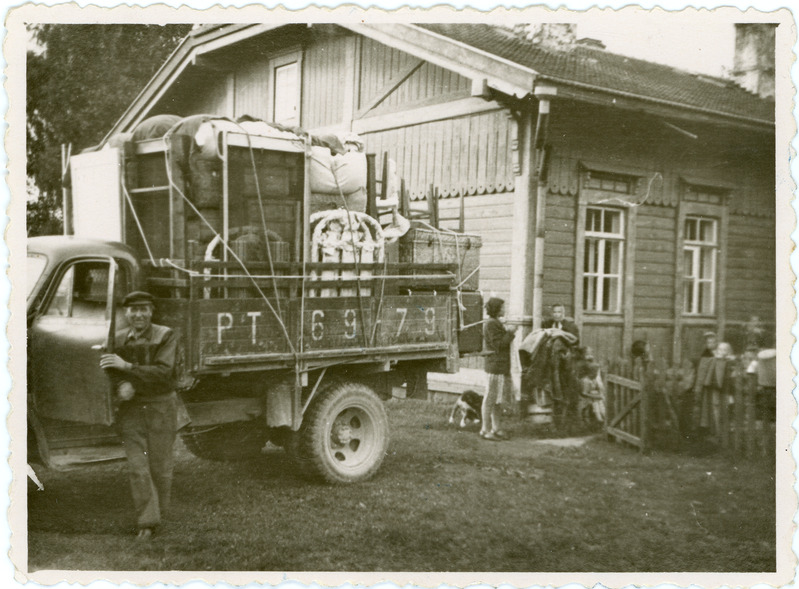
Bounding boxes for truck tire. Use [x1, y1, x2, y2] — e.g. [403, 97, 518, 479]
[298, 381, 389, 484]
[181, 421, 266, 461]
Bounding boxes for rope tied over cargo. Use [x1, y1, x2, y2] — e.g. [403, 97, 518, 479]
[412, 220, 482, 331]
[157, 116, 297, 355]
[120, 175, 158, 267]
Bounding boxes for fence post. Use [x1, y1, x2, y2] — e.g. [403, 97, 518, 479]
[733, 368, 745, 458]
[605, 359, 616, 443]
[743, 373, 755, 458]
[719, 376, 730, 451]
[640, 363, 651, 453]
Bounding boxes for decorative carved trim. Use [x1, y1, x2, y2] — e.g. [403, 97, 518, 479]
[508, 112, 521, 176]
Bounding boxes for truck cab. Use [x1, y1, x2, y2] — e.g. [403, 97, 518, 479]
[27, 236, 139, 468]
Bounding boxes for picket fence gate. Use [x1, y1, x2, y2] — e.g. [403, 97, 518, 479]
[604, 358, 775, 459]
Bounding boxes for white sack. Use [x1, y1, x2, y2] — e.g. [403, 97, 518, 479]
[309, 187, 367, 215]
[310, 146, 367, 194]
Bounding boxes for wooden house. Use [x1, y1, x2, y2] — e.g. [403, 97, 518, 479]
[100, 22, 776, 364]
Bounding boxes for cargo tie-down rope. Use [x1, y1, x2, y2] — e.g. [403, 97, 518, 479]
[326, 155, 374, 350]
[412, 220, 482, 332]
[159, 115, 297, 356]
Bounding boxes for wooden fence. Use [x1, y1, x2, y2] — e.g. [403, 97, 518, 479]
[604, 358, 775, 459]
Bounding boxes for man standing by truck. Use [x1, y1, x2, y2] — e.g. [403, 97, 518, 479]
[99, 291, 179, 541]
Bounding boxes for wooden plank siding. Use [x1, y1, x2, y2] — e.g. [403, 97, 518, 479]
[182, 73, 231, 117]
[633, 205, 676, 320]
[361, 110, 515, 200]
[725, 213, 776, 327]
[542, 194, 576, 313]
[234, 58, 271, 121]
[359, 37, 471, 115]
[438, 192, 515, 301]
[302, 35, 351, 129]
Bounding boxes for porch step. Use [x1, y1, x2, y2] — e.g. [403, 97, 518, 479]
[426, 368, 487, 404]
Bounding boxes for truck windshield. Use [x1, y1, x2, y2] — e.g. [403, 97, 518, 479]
[27, 253, 47, 300]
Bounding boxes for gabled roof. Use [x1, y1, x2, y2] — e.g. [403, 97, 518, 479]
[417, 23, 774, 125]
[105, 22, 773, 143]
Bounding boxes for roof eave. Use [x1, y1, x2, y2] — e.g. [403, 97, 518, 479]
[103, 24, 284, 144]
[341, 23, 538, 99]
[540, 75, 774, 131]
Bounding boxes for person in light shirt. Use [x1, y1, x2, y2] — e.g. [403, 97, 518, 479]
[541, 303, 580, 342]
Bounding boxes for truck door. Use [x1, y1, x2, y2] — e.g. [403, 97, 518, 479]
[29, 257, 126, 426]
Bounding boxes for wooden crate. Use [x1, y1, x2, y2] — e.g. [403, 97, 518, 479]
[399, 227, 482, 290]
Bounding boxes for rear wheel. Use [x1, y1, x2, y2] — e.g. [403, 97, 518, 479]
[181, 421, 267, 461]
[297, 381, 389, 484]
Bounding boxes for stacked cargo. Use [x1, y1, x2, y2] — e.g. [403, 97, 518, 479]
[398, 224, 483, 354]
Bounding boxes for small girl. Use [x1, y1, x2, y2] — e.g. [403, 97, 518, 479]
[482, 297, 517, 441]
[576, 347, 606, 424]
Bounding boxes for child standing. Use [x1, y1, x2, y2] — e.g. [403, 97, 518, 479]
[576, 347, 606, 425]
[482, 297, 517, 441]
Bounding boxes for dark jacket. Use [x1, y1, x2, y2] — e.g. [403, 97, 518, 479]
[484, 317, 515, 375]
[107, 324, 178, 399]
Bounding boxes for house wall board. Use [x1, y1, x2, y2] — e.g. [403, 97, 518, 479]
[725, 212, 776, 327]
[359, 37, 471, 114]
[438, 192, 515, 301]
[234, 58, 270, 120]
[362, 110, 515, 200]
[181, 74, 230, 117]
[303, 36, 351, 129]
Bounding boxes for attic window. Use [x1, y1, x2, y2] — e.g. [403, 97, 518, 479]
[684, 183, 727, 205]
[584, 170, 633, 195]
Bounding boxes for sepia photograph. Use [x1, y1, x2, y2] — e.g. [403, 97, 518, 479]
[8, 3, 795, 586]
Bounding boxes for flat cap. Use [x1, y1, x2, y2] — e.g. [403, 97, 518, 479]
[122, 291, 155, 307]
[703, 331, 717, 338]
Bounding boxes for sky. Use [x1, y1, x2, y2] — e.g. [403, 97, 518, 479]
[577, 20, 735, 77]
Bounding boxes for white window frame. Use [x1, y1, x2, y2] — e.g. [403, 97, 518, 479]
[683, 216, 718, 316]
[583, 206, 625, 313]
[270, 52, 301, 126]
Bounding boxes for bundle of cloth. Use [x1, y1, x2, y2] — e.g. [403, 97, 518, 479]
[518, 327, 580, 413]
[308, 143, 367, 215]
[119, 114, 369, 209]
[117, 114, 411, 245]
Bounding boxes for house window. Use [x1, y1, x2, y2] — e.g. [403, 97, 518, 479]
[273, 61, 299, 125]
[584, 171, 633, 194]
[683, 216, 718, 315]
[583, 207, 624, 312]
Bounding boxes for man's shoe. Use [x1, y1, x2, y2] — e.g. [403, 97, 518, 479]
[136, 528, 153, 541]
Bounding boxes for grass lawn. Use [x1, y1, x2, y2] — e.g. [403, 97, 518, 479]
[27, 398, 776, 572]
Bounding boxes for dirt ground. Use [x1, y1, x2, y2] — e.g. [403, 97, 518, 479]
[26, 399, 776, 574]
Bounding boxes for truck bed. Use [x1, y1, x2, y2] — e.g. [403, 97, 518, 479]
[151, 261, 462, 375]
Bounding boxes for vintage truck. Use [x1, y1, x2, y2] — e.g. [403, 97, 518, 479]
[28, 116, 483, 483]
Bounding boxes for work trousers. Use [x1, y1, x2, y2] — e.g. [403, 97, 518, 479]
[118, 393, 178, 529]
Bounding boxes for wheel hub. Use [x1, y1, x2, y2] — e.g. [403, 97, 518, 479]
[331, 419, 353, 446]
